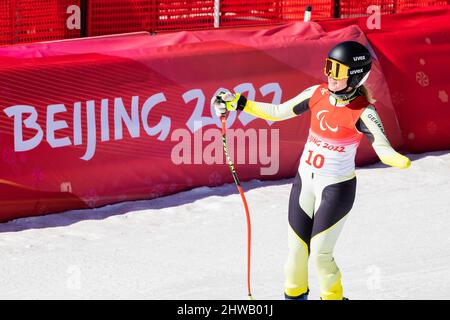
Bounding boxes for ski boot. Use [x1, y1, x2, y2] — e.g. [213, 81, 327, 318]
[285, 290, 309, 300]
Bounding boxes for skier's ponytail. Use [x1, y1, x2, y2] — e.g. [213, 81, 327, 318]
[359, 85, 376, 104]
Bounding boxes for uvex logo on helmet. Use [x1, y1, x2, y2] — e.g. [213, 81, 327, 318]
[349, 68, 364, 75]
[353, 55, 366, 61]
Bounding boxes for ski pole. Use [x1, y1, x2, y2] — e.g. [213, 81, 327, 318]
[218, 98, 253, 300]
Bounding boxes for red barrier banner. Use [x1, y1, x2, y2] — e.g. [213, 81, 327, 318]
[0, 22, 401, 222]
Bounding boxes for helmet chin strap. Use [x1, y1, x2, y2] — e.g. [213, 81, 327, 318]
[328, 86, 359, 102]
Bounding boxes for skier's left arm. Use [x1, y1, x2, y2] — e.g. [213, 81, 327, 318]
[356, 106, 411, 169]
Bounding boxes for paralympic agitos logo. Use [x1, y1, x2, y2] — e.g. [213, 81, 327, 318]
[316, 110, 338, 133]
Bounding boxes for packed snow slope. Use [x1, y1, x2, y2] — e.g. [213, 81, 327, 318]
[0, 150, 449, 300]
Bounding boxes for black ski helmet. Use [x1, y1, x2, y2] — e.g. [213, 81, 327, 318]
[326, 41, 372, 89]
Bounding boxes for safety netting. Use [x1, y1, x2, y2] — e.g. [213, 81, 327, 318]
[1, 0, 448, 45]
[0, 0, 80, 45]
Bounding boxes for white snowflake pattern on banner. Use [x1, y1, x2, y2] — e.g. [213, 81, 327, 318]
[426, 121, 437, 135]
[208, 171, 223, 187]
[416, 71, 430, 87]
[438, 90, 448, 103]
[84, 189, 100, 208]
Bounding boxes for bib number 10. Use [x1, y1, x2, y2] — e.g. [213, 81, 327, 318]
[305, 150, 325, 169]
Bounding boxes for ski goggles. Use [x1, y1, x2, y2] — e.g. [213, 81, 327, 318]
[324, 58, 350, 80]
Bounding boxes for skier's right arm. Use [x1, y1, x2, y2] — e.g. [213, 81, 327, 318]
[212, 85, 319, 121]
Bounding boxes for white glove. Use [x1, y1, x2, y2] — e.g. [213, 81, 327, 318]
[210, 92, 237, 117]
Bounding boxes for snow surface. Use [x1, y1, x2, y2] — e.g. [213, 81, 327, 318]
[1, 150, 449, 300]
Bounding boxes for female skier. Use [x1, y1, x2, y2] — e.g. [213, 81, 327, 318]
[211, 41, 411, 300]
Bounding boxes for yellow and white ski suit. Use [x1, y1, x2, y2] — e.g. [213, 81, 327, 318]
[238, 83, 410, 300]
